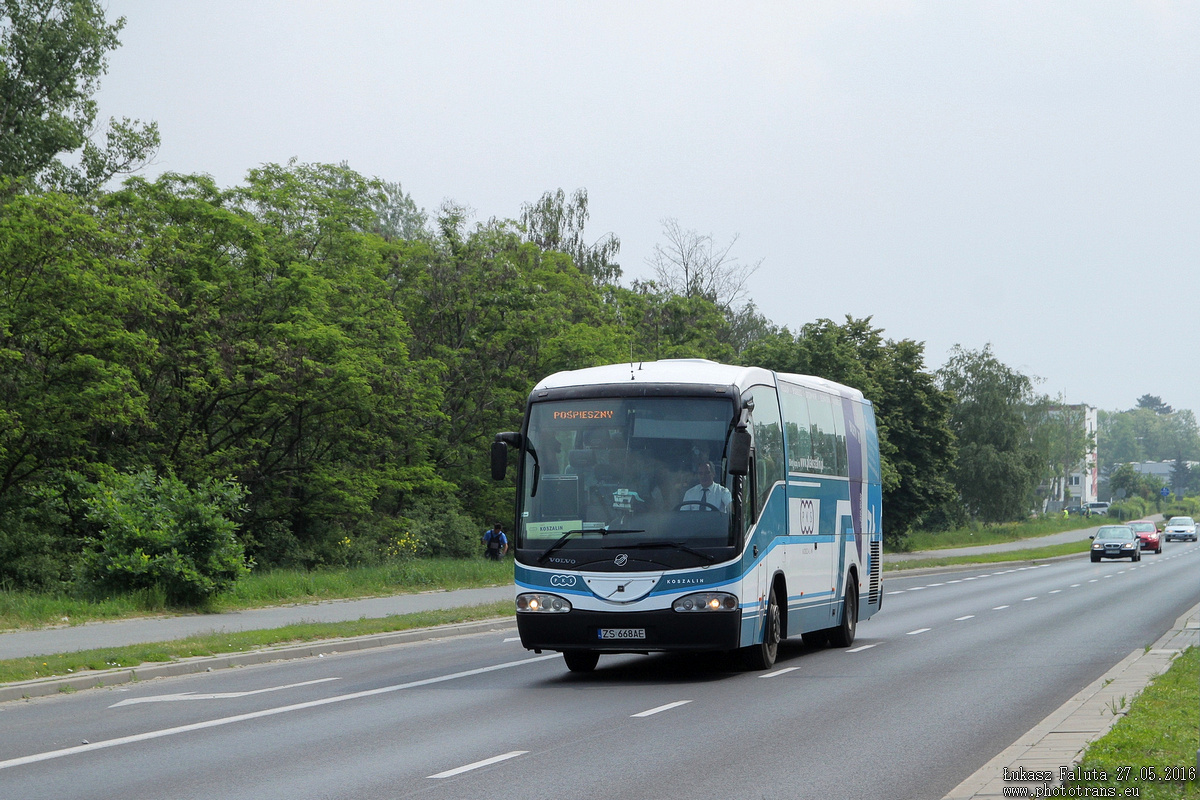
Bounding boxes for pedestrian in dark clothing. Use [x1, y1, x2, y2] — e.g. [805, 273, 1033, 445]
[483, 523, 508, 560]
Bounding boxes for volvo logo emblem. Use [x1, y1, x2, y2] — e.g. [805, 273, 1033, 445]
[614, 553, 629, 567]
[549, 574, 577, 588]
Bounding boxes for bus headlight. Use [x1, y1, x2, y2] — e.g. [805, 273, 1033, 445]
[673, 592, 738, 612]
[516, 593, 572, 613]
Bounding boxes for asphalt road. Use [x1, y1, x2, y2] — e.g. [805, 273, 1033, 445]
[1, 541, 1196, 800]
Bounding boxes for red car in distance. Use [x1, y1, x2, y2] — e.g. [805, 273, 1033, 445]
[1128, 519, 1162, 554]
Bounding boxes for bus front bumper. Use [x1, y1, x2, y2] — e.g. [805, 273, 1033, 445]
[516, 608, 743, 653]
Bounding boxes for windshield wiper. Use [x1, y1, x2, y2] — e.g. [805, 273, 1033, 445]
[610, 541, 716, 563]
[535, 528, 645, 564]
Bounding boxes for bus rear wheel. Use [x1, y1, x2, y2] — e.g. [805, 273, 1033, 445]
[826, 582, 858, 648]
[743, 588, 781, 670]
[563, 649, 599, 673]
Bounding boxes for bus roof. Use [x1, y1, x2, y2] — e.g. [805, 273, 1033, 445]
[533, 359, 867, 403]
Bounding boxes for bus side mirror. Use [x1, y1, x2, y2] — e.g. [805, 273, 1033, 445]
[728, 428, 751, 476]
[492, 432, 522, 481]
[491, 441, 509, 481]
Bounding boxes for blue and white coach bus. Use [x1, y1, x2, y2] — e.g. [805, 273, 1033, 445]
[490, 359, 883, 672]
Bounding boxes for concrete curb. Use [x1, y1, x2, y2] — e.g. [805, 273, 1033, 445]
[0, 617, 516, 704]
[943, 601, 1200, 799]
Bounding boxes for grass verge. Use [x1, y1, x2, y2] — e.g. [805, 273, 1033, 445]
[0, 601, 513, 685]
[0, 557, 513, 631]
[894, 515, 1101, 552]
[884, 540, 1093, 571]
[1066, 646, 1199, 799]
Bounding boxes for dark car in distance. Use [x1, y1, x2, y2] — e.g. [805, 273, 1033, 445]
[1090, 525, 1141, 562]
[1127, 520, 1162, 554]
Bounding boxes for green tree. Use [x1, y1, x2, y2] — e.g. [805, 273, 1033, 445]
[721, 301, 783, 356]
[937, 344, 1045, 522]
[520, 187, 621, 284]
[370, 178, 427, 241]
[393, 204, 623, 523]
[1136, 394, 1173, 415]
[98, 164, 446, 567]
[0, 188, 158, 504]
[1107, 462, 1164, 502]
[0, 0, 157, 193]
[608, 281, 735, 364]
[1098, 406, 1200, 472]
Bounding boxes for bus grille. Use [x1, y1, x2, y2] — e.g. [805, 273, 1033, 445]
[868, 539, 882, 605]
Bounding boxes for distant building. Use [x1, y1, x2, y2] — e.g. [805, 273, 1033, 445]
[1131, 460, 1198, 482]
[1067, 407, 1099, 506]
[1041, 405, 1097, 510]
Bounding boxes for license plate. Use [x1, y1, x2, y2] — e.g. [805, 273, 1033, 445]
[598, 628, 646, 640]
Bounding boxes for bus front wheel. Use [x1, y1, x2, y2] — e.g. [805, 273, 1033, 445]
[563, 649, 599, 673]
[743, 587, 781, 670]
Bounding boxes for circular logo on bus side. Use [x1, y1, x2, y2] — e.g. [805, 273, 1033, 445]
[549, 574, 577, 587]
[614, 553, 628, 567]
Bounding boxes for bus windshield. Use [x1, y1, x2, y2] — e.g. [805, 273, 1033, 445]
[518, 396, 740, 566]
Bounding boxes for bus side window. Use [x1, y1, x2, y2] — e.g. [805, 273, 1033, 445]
[745, 454, 758, 529]
[748, 385, 784, 513]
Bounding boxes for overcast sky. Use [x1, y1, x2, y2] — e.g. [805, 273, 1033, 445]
[93, 1, 1200, 418]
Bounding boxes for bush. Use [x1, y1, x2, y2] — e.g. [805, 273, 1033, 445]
[0, 493, 73, 592]
[1161, 497, 1200, 518]
[1107, 497, 1151, 521]
[328, 515, 420, 568]
[77, 470, 250, 606]
[406, 498, 484, 559]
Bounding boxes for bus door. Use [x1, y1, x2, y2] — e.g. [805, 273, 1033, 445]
[789, 488, 835, 626]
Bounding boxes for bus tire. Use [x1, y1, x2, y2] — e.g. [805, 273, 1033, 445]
[827, 581, 858, 648]
[563, 650, 599, 673]
[743, 587, 781, 670]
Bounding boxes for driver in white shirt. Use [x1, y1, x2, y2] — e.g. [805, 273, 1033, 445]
[681, 461, 732, 512]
